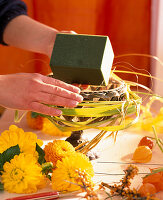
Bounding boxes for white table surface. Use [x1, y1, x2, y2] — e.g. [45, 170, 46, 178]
[0, 109, 163, 200]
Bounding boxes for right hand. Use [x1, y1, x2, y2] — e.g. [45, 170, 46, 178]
[0, 73, 83, 116]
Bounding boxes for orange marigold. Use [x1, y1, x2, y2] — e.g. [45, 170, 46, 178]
[44, 140, 75, 166]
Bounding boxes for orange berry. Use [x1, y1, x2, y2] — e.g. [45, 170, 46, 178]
[80, 84, 89, 90]
[132, 146, 152, 163]
[138, 136, 154, 150]
[138, 183, 156, 197]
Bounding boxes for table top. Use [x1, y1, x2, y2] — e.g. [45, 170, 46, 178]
[0, 109, 163, 200]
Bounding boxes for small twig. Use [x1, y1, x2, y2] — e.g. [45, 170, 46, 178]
[14, 110, 27, 123]
[95, 172, 148, 176]
[152, 125, 163, 153]
[97, 161, 163, 166]
[75, 141, 88, 151]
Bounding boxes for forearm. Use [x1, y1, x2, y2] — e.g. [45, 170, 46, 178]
[3, 15, 58, 57]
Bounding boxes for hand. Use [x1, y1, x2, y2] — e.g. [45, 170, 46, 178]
[0, 73, 83, 116]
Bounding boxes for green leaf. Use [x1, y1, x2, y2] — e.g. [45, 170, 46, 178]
[0, 145, 20, 173]
[42, 162, 53, 173]
[151, 167, 163, 174]
[36, 143, 46, 165]
[31, 112, 40, 118]
[0, 182, 4, 191]
[58, 103, 127, 117]
[42, 162, 53, 180]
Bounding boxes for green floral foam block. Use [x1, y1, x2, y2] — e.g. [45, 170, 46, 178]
[50, 33, 114, 85]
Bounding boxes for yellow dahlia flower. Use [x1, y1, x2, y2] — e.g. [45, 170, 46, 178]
[0, 125, 43, 154]
[1, 153, 46, 193]
[51, 152, 94, 192]
[44, 140, 75, 166]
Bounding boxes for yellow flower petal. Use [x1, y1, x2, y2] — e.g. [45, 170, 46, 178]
[52, 152, 94, 192]
[0, 125, 43, 154]
[2, 153, 46, 193]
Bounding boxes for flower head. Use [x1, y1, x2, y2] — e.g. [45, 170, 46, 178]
[0, 125, 43, 154]
[1, 153, 46, 193]
[51, 152, 94, 192]
[44, 140, 75, 166]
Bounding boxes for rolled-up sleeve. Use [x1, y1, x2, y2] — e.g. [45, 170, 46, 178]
[0, 0, 27, 45]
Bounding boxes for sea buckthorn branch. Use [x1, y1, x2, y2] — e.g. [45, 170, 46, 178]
[64, 169, 99, 200]
[75, 169, 98, 200]
[100, 165, 156, 200]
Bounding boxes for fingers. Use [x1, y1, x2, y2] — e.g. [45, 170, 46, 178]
[41, 76, 82, 95]
[40, 84, 83, 103]
[27, 74, 83, 116]
[34, 91, 79, 108]
[30, 102, 62, 116]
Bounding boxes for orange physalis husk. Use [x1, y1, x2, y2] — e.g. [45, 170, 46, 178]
[132, 145, 152, 163]
[138, 183, 156, 197]
[26, 112, 71, 136]
[143, 169, 163, 192]
[152, 177, 163, 192]
[143, 172, 162, 184]
[26, 111, 43, 130]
